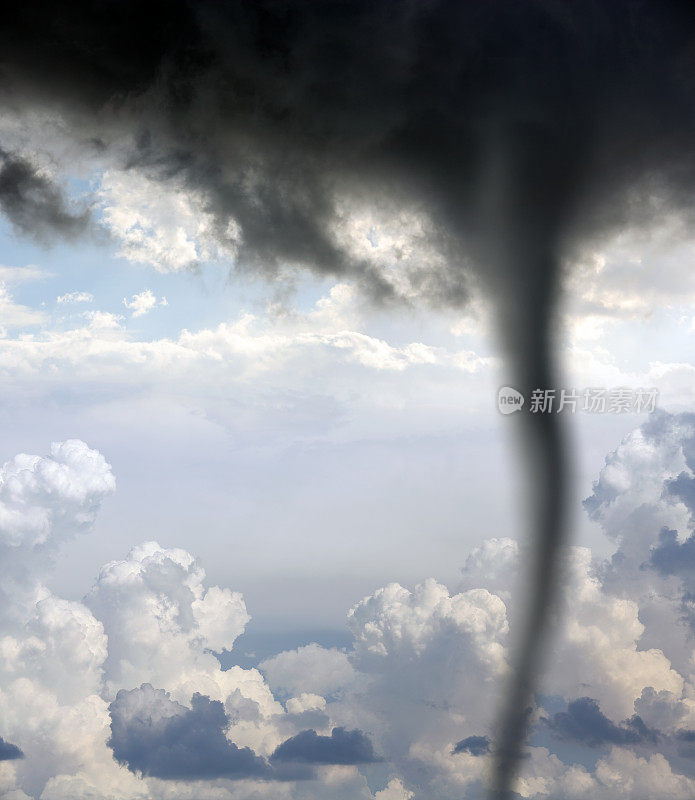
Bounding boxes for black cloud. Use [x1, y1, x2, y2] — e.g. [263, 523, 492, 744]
[546, 698, 657, 748]
[0, 150, 90, 243]
[452, 735, 490, 756]
[108, 684, 270, 780]
[270, 727, 381, 765]
[1, 2, 694, 316]
[0, 736, 23, 761]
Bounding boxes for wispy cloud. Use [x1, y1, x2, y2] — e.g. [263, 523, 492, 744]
[57, 290, 93, 304]
[0, 264, 49, 283]
[0, 283, 45, 329]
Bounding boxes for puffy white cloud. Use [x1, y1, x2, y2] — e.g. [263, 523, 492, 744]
[84, 541, 250, 702]
[585, 412, 694, 541]
[581, 412, 695, 675]
[587, 748, 695, 800]
[0, 462, 292, 800]
[0, 439, 115, 550]
[123, 290, 168, 317]
[8, 416, 695, 799]
[458, 537, 519, 601]
[285, 694, 327, 715]
[0, 439, 115, 643]
[0, 594, 107, 705]
[373, 778, 413, 800]
[81, 310, 124, 330]
[546, 547, 683, 720]
[98, 169, 241, 273]
[348, 579, 507, 673]
[339, 577, 509, 782]
[0, 441, 140, 800]
[260, 645, 355, 697]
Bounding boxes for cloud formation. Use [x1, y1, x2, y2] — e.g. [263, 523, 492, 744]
[0, 439, 115, 550]
[3, 8, 695, 790]
[270, 727, 380, 766]
[4, 415, 695, 799]
[0, 737, 23, 761]
[0, 150, 90, 243]
[122, 290, 167, 317]
[260, 644, 355, 698]
[545, 698, 657, 748]
[452, 736, 490, 757]
[109, 685, 270, 780]
[56, 292, 93, 304]
[84, 541, 251, 701]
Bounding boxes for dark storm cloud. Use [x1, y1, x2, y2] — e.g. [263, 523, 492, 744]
[4, 4, 695, 798]
[452, 735, 491, 757]
[0, 736, 23, 761]
[650, 527, 695, 577]
[665, 473, 695, 514]
[0, 150, 90, 243]
[648, 524, 695, 632]
[108, 684, 270, 780]
[2, 2, 694, 311]
[545, 698, 657, 748]
[671, 727, 695, 762]
[659, 414, 695, 517]
[270, 727, 381, 765]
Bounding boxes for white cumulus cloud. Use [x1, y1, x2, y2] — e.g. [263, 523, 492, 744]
[123, 290, 168, 317]
[5, 417, 695, 799]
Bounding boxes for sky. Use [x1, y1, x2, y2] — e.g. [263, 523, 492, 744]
[3, 2, 695, 800]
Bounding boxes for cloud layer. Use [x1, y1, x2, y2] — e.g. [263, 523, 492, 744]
[109, 685, 270, 780]
[3, 414, 695, 799]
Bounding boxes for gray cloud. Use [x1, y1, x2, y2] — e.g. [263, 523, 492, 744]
[0, 736, 23, 761]
[0, 150, 90, 243]
[108, 684, 271, 780]
[545, 697, 658, 748]
[650, 528, 695, 577]
[666, 473, 695, 515]
[2, 3, 694, 316]
[452, 736, 490, 757]
[270, 727, 381, 765]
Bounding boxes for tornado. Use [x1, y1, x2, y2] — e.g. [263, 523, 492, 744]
[474, 129, 576, 799]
